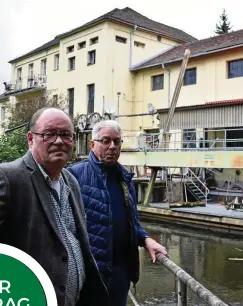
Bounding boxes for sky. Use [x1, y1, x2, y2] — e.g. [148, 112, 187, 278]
[1, 0, 243, 93]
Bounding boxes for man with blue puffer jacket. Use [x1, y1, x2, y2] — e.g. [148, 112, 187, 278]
[67, 120, 168, 306]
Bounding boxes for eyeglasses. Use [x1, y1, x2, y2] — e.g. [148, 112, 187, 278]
[32, 131, 75, 144]
[93, 138, 123, 146]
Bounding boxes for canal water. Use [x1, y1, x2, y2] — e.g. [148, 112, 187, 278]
[128, 222, 243, 306]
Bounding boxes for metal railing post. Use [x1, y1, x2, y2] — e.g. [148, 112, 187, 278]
[177, 278, 187, 306]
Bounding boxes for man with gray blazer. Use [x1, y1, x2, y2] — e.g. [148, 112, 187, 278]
[0, 108, 109, 306]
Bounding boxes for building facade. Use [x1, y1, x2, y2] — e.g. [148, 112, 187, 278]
[1, 7, 195, 132]
[1, 8, 243, 160]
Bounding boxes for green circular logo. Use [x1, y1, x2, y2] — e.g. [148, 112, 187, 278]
[0, 244, 57, 306]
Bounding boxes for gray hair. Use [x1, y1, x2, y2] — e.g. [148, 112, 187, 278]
[92, 120, 122, 139]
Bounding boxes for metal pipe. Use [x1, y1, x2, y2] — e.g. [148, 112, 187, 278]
[184, 181, 188, 203]
[130, 25, 137, 69]
[115, 112, 157, 118]
[117, 92, 121, 121]
[177, 279, 187, 306]
[4, 122, 29, 133]
[162, 63, 171, 107]
[224, 129, 227, 148]
[163, 49, 190, 134]
[102, 95, 105, 115]
[156, 253, 228, 306]
[128, 290, 140, 306]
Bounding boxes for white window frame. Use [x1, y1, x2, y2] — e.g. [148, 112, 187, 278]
[41, 59, 47, 76]
[54, 54, 59, 70]
[88, 50, 96, 65]
[68, 57, 75, 71]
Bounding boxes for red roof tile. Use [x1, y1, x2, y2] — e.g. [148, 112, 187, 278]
[157, 99, 243, 113]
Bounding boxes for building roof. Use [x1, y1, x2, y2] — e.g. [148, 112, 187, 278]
[157, 98, 243, 113]
[9, 7, 196, 63]
[57, 7, 196, 43]
[9, 38, 60, 64]
[132, 29, 243, 70]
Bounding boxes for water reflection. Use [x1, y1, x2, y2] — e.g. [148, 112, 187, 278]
[128, 223, 243, 306]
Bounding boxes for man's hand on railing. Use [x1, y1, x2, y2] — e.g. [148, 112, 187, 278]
[144, 237, 168, 263]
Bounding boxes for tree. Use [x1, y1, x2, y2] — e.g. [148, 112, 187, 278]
[0, 93, 68, 162]
[215, 9, 232, 35]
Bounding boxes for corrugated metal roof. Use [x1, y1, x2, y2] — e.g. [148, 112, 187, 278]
[9, 7, 196, 64]
[158, 103, 243, 129]
[132, 29, 243, 70]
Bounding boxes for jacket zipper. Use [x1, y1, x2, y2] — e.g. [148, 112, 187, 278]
[103, 173, 113, 274]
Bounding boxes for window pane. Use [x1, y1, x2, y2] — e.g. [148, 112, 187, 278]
[183, 129, 196, 148]
[78, 41, 86, 49]
[68, 88, 74, 118]
[88, 50, 96, 65]
[228, 59, 243, 78]
[54, 54, 59, 70]
[152, 74, 164, 91]
[69, 57, 75, 70]
[183, 68, 196, 86]
[116, 36, 127, 43]
[90, 37, 98, 45]
[87, 84, 95, 113]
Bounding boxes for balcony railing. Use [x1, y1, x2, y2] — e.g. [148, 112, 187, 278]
[3, 74, 47, 94]
[121, 128, 243, 152]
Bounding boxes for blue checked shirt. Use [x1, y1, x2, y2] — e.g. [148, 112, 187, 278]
[38, 164, 85, 306]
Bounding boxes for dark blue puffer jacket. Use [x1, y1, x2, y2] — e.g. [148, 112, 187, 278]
[67, 152, 149, 286]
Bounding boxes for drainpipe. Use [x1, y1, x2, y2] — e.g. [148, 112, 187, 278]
[129, 25, 137, 69]
[162, 63, 171, 108]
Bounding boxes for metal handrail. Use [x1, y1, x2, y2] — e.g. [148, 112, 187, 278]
[4, 74, 47, 93]
[129, 254, 228, 306]
[184, 168, 209, 203]
[186, 131, 196, 148]
[121, 147, 243, 153]
[210, 137, 218, 148]
[184, 173, 207, 202]
[147, 138, 243, 147]
[156, 253, 228, 306]
[122, 127, 243, 152]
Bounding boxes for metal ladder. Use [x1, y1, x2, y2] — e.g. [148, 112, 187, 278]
[184, 168, 210, 203]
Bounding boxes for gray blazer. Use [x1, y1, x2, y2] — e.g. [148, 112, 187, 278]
[0, 151, 108, 306]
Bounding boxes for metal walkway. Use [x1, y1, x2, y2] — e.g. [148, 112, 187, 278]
[150, 202, 243, 219]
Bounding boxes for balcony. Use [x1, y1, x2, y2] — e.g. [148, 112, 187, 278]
[3, 74, 47, 96]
